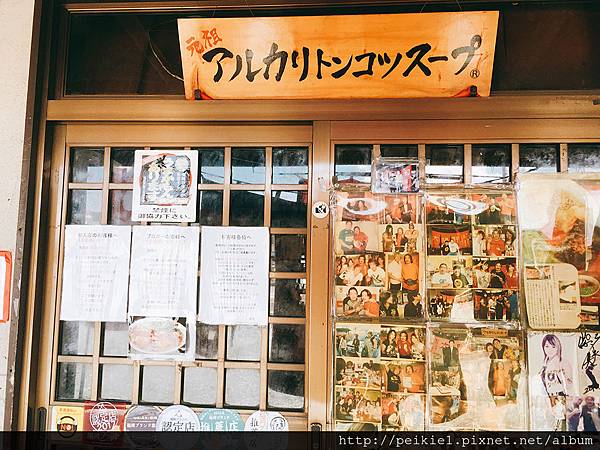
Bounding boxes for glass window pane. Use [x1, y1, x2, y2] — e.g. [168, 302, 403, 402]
[270, 278, 306, 318]
[68, 190, 102, 224]
[271, 234, 306, 272]
[225, 368, 260, 409]
[231, 148, 265, 184]
[140, 366, 174, 404]
[269, 324, 305, 364]
[380, 144, 418, 158]
[519, 144, 559, 173]
[183, 367, 218, 406]
[70, 148, 104, 183]
[109, 190, 134, 225]
[272, 147, 309, 185]
[568, 143, 600, 173]
[110, 148, 135, 183]
[102, 322, 129, 357]
[271, 191, 307, 228]
[229, 191, 264, 226]
[472, 144, 511, 184]
[267, 371, 304, 411]
[425, 144, 464, 184]
[56, 362, 92, 401]
[335, 144, 372, 184]
[196, 324, 219, 360]
[99, 364, 132, 402]
[226, 325, 261, 361]
[197, 191, 223, 226]
[59, 321, 94, 356]
[197, 148, 225, 184]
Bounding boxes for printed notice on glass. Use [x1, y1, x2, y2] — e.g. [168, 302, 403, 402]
[129, 226, 200, 317]
[199, 227, 269, 326]
[60, 225, 131, 322]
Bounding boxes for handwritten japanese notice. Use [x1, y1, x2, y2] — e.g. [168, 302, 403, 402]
[60, 225, 131, 322]
[199, 227, 269, 325]
[178, 12, 498, 99]
[129, 226, 200, 317]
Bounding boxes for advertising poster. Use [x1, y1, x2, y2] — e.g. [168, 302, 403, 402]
[132, 150, 198, 222]
[198, 227, 269, 326]
[60, 225, 131, 322]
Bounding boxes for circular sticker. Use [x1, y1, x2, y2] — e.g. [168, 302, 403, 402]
[155, 405, 200, 432]
[312, 201, 330, 219]
[89, 402, 119, 431]
[125, 405, 161, 431]
[198, 408, 244, 431]
[56, 415, 78, 437]
[244, 411, 289, 431]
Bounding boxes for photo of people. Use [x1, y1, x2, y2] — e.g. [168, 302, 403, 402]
[477, 336, 523, 404]
[372, 159, 419, 194]
[474, 290, 519, 321]
[335, 324, 380, 358]
[428, 289, 473, 322]
[472, 225, 517, 257]
[382, 361, 426, 393]
[473, 193, 517, 225]
[335, 387, 381, 424]
[335, 357, 382, 389]
[335, 286, 381, 317]
[336, 192, 385, 223]
[334, 220, 379, 255]
[427, 224, 472, 256]
[381, 393, 425, 430]
[427, 256, 473, 289]
[379, 223, 421, 253]
[566, 396, 600, 431]
[380, 326, 426, 360]
[472, 258, 518, 290]
[425, 194, 474, 225]
[382, 194, 419, 224]
[334, 253, 385, 287]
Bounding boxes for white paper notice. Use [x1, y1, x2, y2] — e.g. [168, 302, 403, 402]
[60, 225, 131, 322]
[199, 227, 269, 326]
[129, 226, 200, 317]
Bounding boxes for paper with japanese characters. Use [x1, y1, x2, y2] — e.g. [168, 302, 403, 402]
[132, 150, 198, 222]
[199, 226, 269, 325]
[60, 225, 131, 322]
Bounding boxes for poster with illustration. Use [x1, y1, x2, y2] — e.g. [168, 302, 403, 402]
[132, 150, 198, 222]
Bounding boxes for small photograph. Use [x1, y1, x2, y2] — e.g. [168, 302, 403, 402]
[430, 329, 470, 371]
[335, 387, 381, 424]
[334, 253, 386, 287]
[128, 316, 191, 360]
[334, 421, 378, 431]
[381, 361, 426, 393]
[473, 257, 518, 289]
[474, 289, 520, 321]
[580, 306, 600, 326]
[472, 225, 517, 257]
[335, 286, 381, 318]
[335, 192, 386, 223]
[427, 256, 473, 289]
[335, 357, 382, 389]
[427, 224, 472, 256]
[428, 289, 474, 322]
[385, 252, 421, 304]
[335, 323, 381, 358]
[559, 280, 579, 304]
[382, 194, 419, 224]
[372, 158, 419, 194]
[567, 396, 600, 431]
[379, 223, 421, 254]
[430, 369, 465, 398]
[525, 265, 552, 281]
[380, 326, 426, 360]
[334, 220, 379, 255]
[430, 394, 464, 425]
[381, 393, 425, 431]
[425, 194, 476, 225]
[472, 192, 517, 225]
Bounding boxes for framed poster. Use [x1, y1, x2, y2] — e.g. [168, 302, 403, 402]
[132, 150, 198, 222]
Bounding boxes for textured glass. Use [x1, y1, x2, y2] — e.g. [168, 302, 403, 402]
[140, 365, 174, 404]
[226, 325, 261, 361]
[197, 191, 223, 226]
[197, 148, 225, 184]
[269, 324, 305, 364]
[68, 190, 102, 224]
[519, 144, 559, 173]
[271, 234, 306, 272]
[225, 368, 260, 409]
[183, 367, 218, 406]
[568, 144, 600, 173]
[229, 191, 264, 226]
[56, 362, 92, 401]
[231, 148, 266, 184]
[102, 322, 129, 357]
[425, 144, 464, 183]
[270, 278, 306, 317]
[380, 144, 418, 158]
[271, 191, 307, 228]
[272, 147, 309, 185]
[70, 148, 104, 183]
[268, 371, 304, 411]
[109, 190, 133, 225]
[196, 324, 219, 360]
[334, 144, 372, 183]
[472, 144, 511, 184]
[110, 148, 135, 183]
[99, 364, 133, 402]
[59, 321, 94, 356]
